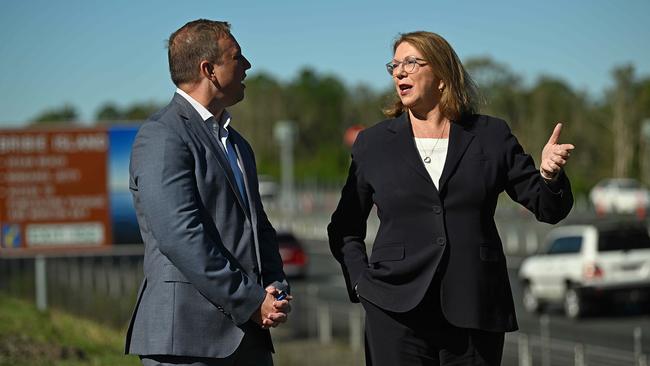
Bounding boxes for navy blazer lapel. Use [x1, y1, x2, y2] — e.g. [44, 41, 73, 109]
[388, 113, 435, 186]
[438, 120, 474, 194]
[171, 95, 250, 215]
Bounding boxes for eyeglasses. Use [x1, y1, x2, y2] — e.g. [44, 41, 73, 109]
[386, 56, 428, 75]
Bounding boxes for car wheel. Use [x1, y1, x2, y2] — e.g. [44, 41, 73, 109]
[522, 283, 542, 313]
[564, 287, 584, 319]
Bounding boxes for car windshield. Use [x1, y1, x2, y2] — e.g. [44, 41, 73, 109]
[547, 236, 582, 254]
[618, 180, 641, 189]
[598, 227, 650, 251]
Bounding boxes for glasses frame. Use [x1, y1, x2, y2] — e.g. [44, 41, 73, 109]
[386, 56, 428, 76]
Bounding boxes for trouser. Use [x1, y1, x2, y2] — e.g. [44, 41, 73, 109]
[360, 279, 505, 366]
[139, 331, 273, 366]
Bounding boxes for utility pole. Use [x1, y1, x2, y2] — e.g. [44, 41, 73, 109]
[641, 119, 650, 186]
[273, 121, 297, 215]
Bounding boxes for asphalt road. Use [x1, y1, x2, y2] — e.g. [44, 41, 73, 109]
[295, 238, 650, 354]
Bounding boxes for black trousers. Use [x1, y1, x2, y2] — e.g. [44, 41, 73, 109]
[139, 331, 273, 366]
[360, 279, 504, 366]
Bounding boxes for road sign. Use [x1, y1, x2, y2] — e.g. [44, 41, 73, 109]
[0, 127, 111, 254]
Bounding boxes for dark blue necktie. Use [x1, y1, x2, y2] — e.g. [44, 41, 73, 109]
[211, 119, 249, 209]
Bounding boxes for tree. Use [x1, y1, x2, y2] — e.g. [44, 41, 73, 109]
[464, 57, 526, 134]
[526, 77, 577, 156]
[124, 102, 161, 120]
[283, 68, 350, 180]
[67, 59, 648, 189]
[31, 104, 78, 124]
[94, 101, 162, 122]
[229, 72, 287, 176]
[96, 103, 122, 121]
[635, 77, 650, 185]
[609, 65, 636, 178]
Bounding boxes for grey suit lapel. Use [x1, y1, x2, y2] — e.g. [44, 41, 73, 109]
[230, 131, 262, 281]
[171, 95, 251, 217]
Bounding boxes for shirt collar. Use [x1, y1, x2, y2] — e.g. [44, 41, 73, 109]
[175, 88, 232, 130]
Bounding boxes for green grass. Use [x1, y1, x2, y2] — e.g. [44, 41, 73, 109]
[0, 295, 140, 366]
[0, 294, 363, 366]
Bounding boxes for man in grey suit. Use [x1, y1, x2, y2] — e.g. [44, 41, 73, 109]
[125, 19, 291, 366]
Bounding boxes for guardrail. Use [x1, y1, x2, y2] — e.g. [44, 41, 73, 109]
[1, 253, 647, 365]
[291, 283, 647, 366]
[1, 208, 648, 365]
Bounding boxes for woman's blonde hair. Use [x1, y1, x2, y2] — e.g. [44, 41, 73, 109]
[383, 31, 478, 121]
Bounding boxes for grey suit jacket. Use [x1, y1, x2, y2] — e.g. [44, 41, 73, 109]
[125, 94, 287, 358]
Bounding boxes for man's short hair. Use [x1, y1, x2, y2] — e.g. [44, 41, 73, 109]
[167, 19, 231, 86]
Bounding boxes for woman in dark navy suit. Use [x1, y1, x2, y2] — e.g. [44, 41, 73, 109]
[328, 31, 575, 366]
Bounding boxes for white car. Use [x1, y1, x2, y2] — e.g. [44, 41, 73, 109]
[518, 221, 650, 319]
[589, 178, 649, 215]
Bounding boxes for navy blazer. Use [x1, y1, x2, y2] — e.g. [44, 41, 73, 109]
[328, 113, 573, 332]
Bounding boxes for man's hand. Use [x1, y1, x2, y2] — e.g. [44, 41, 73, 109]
[269, 285, 292, 314]
[540, 123, 575, 181]
[251, 286, 292, 329]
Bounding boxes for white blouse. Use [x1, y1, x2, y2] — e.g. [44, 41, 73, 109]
[414, 137, 448, 189]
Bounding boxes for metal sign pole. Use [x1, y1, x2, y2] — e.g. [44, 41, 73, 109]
[35, 254, 47, 311]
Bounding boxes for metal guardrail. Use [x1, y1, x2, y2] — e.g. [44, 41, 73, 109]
[296, 292, 647, 366]
[508, 332, 646, 366]
[1, 215, 648, 365]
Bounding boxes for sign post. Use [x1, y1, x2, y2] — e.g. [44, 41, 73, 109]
[273, 121, 297, 214]
[0, 127, 112, 310]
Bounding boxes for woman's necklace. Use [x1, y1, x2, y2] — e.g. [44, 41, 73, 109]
[415, 120, 448, 164]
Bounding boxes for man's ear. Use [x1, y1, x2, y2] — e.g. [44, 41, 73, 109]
[200, 61, 215, 79]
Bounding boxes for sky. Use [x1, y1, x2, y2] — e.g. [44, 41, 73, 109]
[0, 0, 648, 127]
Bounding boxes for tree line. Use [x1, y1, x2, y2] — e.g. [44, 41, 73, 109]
[31, 57, 650, 195]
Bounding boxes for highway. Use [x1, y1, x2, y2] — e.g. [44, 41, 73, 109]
[293, 238, 650, 356]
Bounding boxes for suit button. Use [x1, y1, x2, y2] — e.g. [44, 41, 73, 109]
[433, 205, 442, 214]
[436, 237, 446, 246]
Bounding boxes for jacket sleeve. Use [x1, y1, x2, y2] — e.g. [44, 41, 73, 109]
[498, 120, 574, 223]
[328, 131, 374, 302]
[130, 122, 266, 325]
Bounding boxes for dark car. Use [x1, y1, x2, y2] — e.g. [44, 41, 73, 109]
[277, 232, 308, 279]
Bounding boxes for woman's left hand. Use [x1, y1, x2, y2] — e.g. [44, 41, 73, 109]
[540, 123, 575, 181]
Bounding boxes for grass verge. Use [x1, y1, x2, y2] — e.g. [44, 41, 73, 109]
[0, 295, 140, 366]
[0, 294, 363, 366]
